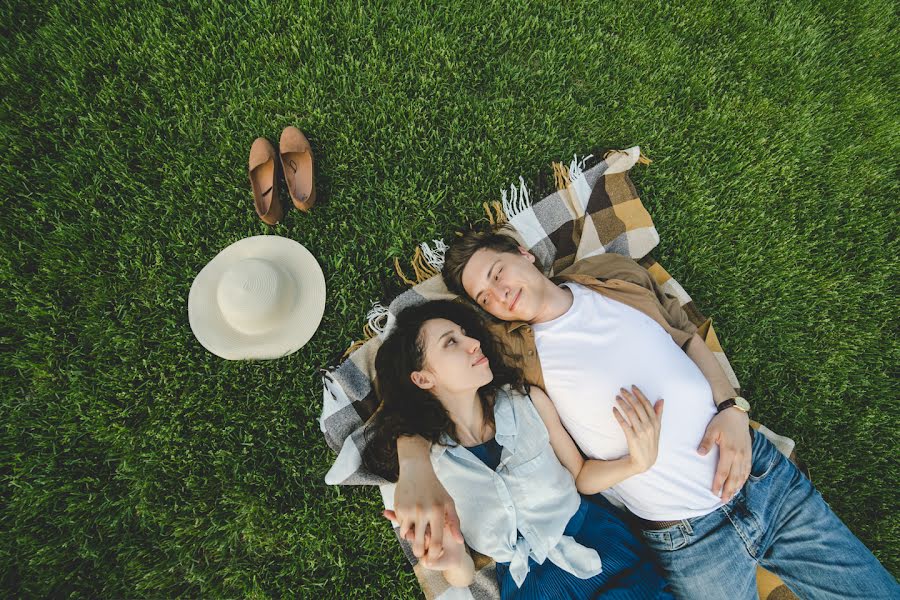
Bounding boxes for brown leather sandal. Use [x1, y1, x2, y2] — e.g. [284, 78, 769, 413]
[249, 137, 283, 225]
[279, 126, 316, 211]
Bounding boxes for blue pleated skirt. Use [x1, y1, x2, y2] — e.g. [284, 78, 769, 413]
[494, 497, 673, 599]
[466, 438, 672, 599]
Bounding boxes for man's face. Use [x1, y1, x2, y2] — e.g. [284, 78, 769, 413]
[460, 246, 550, 322]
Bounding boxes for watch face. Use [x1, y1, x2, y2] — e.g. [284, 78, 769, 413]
[735, 397, 750, 412]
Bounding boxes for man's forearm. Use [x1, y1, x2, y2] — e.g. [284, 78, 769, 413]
[684, 334, 737, 405]
[398, 434, 432, 466]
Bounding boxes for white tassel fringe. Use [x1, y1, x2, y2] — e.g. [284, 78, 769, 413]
[365, 302, 390, 335]
[501, 176, 531, 221]
[419, 239, 449, 271]
[568, 153, 593, 185]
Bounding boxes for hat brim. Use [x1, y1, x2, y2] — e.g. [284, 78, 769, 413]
[188, 236, 326, 360]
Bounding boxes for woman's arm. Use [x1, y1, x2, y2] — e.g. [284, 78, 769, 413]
[528, 386, 585, 476]
[394, 436, 463, 561]
[529, 386, 664, 495]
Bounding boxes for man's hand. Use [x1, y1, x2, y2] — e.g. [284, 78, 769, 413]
[699, 407, 751, 502]
[392, 454, 463, 562]
[384, 510, 469, 571]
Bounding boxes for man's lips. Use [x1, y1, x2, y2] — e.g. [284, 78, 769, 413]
[509, 289, 521, 311]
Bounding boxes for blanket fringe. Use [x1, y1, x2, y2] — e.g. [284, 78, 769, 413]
[411, 246, 440, 282]
[483, 201, 506, 224]
[553, 161, 569, 191]
[419, 239, 449, 272]
[604, 148, 653, 165]
[342, 338, 365, 360]
[365, 302, 389, 335]
[568, 153, 593, 185]
[501, 176, 531, 221]
[394, 257, 416, 286]
[341, 301, 390, 359]
[395, 241, 445, 289]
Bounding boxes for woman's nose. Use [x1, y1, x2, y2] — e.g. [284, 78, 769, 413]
[466, 338, 480, 353]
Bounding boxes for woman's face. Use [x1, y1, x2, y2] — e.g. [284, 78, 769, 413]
[410, 318, 494, 395]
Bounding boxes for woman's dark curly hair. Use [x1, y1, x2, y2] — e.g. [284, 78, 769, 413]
[362, 300, 526, 481]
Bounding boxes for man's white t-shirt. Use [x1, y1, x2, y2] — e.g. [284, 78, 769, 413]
[533, 282, 725, 520]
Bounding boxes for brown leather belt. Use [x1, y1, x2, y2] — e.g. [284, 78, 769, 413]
[633, 518, 683, 531]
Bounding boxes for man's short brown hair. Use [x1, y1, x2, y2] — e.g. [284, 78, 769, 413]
[442, 225, 541, 298]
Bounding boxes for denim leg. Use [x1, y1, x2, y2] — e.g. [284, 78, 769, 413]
[638, 511, 758, 600]
[744, 431, 900, 599]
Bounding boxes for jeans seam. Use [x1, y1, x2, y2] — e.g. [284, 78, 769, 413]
[723, 505, 760, 559]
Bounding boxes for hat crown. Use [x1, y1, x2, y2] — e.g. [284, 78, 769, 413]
[216, 258, 297, 335]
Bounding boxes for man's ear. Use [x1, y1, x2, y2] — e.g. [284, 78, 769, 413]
[517, 245, 536, 263]
[410, 370, 435, 390]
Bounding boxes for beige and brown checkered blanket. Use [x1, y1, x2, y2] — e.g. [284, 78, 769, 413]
[321, 147, 799, 599]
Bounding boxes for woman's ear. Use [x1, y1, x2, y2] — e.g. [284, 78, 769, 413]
[410, 370, 435, 390]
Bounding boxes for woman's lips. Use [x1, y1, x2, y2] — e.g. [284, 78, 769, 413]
[473, 355, 488, 366]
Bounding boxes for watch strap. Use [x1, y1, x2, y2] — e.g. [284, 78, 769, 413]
[717, 397, 749, 414]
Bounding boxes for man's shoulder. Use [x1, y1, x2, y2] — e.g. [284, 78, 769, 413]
[555, 253, 650, 288]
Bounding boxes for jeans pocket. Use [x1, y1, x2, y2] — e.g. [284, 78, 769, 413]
[748, 436, 779, 482]
[640, 525, 689, 551]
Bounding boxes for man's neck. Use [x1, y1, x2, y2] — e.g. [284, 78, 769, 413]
[529, 283, 574, 324]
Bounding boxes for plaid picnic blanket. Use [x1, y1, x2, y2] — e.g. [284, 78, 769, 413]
[321, 148, 799, 599]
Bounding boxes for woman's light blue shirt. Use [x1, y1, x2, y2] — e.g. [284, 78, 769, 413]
[430, 385, 602, 588]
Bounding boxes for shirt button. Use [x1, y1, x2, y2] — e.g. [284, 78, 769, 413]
[527, 350, 534, 356]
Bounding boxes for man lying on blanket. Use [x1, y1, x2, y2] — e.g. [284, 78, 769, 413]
[391, 226, 898, 599]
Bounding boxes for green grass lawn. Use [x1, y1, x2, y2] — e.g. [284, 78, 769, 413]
[2, 0, 897, 597]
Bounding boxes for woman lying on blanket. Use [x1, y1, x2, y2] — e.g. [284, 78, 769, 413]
[363, 300, 673, 599]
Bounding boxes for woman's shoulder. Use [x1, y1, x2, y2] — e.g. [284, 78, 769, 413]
[495, 384, 545, 424]
[497, 382, 531, 402]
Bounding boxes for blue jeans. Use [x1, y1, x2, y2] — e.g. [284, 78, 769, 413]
[637, 429, 899, 599]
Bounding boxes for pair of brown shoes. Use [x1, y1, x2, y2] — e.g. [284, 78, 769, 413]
[248, 126, 316, 225]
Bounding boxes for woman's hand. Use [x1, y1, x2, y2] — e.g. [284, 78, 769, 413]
[613, 386, 664, 474]
[384, 510, 474, 587]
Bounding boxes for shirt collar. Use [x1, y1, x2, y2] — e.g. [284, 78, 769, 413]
[431, 387, 519, 460]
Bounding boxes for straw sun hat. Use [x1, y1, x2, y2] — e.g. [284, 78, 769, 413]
[188, 235, 326, 360]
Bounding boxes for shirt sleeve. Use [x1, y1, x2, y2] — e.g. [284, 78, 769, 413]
[561, 254, 698, 345]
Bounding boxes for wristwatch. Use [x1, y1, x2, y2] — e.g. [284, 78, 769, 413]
[717, 396, 750, 414]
